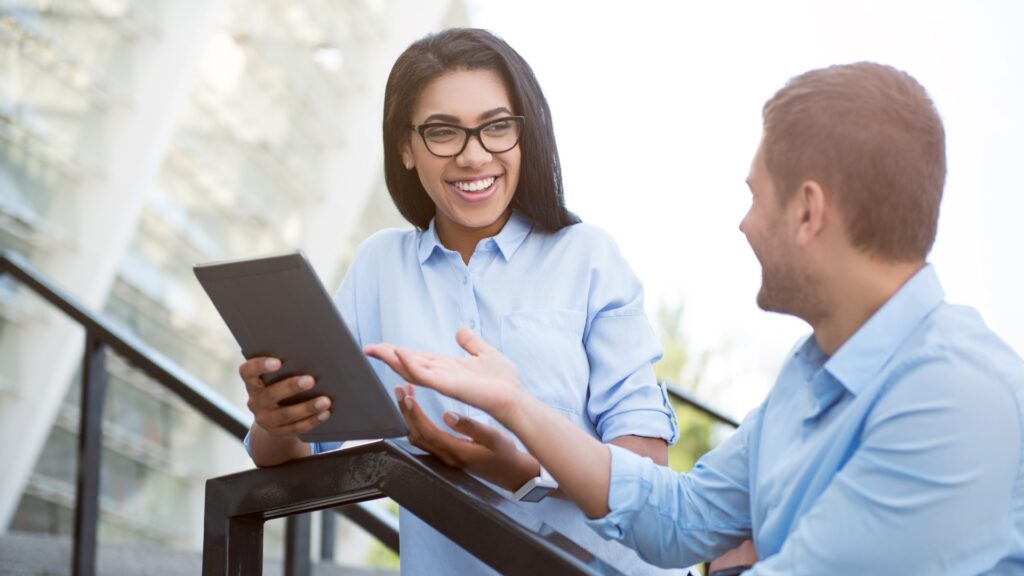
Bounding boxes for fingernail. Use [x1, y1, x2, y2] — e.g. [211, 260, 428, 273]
[318, 411, 330, 421]
[315, 398, 329, 410]
[298, 376, 313, 389]
[404, 396, 413, 410]
[395, 387, 406, 401]
[265, 358, 280, 370]
[445, 411, 461, 425]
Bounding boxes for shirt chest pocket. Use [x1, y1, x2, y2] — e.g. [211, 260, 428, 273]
[500, 309, 589, 416]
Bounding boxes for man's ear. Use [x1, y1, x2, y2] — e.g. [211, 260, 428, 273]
[794, 180, 827, 246]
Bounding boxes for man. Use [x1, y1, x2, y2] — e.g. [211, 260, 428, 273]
[367, 62, 1024, 574]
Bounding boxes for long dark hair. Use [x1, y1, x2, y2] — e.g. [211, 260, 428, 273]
[382, 28, 578, 232]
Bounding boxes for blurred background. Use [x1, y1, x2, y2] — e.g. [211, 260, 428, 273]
[0, 0, 1020, 572]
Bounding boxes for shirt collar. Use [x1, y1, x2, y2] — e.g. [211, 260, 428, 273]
[416, 211, 533, 264]
[822, 263, 945, 396]
[491, 211, 532, 262]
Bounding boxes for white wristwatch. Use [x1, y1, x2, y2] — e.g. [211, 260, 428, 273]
[512, 464, 558, 503]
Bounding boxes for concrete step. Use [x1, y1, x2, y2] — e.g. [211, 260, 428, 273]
[0, 531, 397, 576]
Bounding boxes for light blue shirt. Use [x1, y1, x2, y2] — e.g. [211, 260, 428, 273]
[587, 264, 1024, 574]
[248, 212, 679, 574]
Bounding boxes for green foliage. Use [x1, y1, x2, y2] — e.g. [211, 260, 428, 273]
[365, 500, 401, 569]
[653, 300, 717, 472]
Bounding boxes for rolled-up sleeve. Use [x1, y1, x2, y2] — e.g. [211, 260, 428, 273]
[583, 237, 677, 445]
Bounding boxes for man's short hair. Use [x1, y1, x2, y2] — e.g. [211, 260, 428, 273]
[762, 62, 946, 262]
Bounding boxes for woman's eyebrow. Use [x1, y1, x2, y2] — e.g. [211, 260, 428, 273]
[421, 107, 513, 124]
[477, 107, 512, 121]
[422, 113, 460, 124]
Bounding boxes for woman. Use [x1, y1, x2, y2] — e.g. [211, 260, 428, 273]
[239, 28, 679, 575]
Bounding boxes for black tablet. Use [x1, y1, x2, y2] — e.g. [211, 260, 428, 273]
[194, 251, 407, 443]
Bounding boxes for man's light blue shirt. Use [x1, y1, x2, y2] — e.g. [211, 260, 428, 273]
[588, 265, 1024, 574]
[247, 212, 679, 574]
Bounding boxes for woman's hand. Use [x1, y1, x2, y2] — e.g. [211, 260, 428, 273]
[708, 539, 757, 574]
[239, 357, 332, 438]
[394, 383, 540, 492]
[365, 327, 525, 422]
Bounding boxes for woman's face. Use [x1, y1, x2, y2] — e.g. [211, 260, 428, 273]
[402, 68, 522, 234]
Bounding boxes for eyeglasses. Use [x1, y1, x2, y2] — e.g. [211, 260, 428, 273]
[410, 116, 525, 158]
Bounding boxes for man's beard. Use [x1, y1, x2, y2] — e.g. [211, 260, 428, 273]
[756, 256, 825, 323]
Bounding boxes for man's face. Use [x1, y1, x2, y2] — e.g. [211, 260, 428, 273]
[740, 142, 817, 317]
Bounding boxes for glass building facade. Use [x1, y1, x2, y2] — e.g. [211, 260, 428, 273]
[0, 0, 465, 565]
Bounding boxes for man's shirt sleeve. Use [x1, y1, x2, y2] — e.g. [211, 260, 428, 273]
[585, 408, 760, 567]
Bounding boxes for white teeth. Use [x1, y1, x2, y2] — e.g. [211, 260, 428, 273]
[453, 176, 495, 192]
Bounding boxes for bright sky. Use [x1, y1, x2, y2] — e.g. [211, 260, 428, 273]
[467, 0, 1024, 416]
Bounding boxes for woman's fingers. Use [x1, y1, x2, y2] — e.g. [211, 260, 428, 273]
[239, 357, 281, 392]
[443, 411, 501, 450]
[268, 411, 330, 438]
[262, 395, 331, 431]
[396, 387, 481, 466]
[259, 375, 316, 407]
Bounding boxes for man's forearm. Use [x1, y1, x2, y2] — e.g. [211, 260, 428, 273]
[502, 392, 613, 518]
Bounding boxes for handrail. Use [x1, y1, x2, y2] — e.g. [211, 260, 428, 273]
[663, 382, 740, 429]
[0, 250, 396, 575]
[0, 250, 250, 437]
[203, 438, 631, 576]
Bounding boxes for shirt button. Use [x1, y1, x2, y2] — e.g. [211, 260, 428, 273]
[468, 319, 476, 329]
[462, 276, 468, 285]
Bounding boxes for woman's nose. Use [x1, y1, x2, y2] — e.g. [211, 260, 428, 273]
[455, 134, 492, 168]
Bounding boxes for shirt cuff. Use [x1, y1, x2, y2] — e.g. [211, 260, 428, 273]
[243, 429, 254, 458]
[311, 441, 343, 455]
[595, 383, 680, 445]
[599, 408, 678, 445]
[585, 444, 650, 541]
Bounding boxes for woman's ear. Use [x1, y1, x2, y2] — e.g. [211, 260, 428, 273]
[401, 141, 415, 171]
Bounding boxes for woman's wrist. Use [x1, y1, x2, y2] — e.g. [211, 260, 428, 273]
[251, 423, 309, 466]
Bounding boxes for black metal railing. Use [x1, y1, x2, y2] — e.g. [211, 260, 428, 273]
[205, 438, 643, 575]
[0, 251, 396, 575]
[664, 382, 741, 429]
[1, 249, 741, 575]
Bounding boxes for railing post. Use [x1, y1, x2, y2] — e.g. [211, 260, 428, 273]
[284, 514, 311, 576]
[320, 510, 335, 561]
[72, 334, 107, 576]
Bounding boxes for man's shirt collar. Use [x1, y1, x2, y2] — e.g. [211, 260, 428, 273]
[823, 263, 945, 396]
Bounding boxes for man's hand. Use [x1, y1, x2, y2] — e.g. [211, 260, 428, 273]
[365, 327, 525, 421]
[367, 327, 615, 518]
[394, 383, 540, 491]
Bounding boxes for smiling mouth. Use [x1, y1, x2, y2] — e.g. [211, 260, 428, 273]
[447, 175, 499, 201]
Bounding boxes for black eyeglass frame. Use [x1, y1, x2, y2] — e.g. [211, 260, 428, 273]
[409, 116, 526, 158]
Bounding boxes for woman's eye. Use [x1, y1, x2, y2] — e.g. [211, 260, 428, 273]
[482, 120, 511, 134]
[425, 127, 459, 141]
